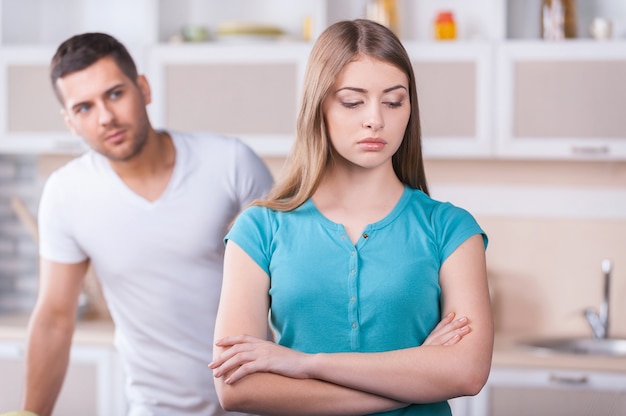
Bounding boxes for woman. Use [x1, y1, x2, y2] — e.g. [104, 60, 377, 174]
[211, 19, 493, 416]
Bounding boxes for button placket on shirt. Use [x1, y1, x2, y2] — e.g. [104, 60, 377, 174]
[347, 240, 359, 350]
[344, 229, 372, 351]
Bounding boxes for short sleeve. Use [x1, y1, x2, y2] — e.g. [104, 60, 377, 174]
[232, 140, 274, 209]
[225, 206, 274, 276]
[38, 171, 88, 263]
[433, 202, 487, 264]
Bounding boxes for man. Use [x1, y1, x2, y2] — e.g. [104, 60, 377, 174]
[22, 33, 273, 415]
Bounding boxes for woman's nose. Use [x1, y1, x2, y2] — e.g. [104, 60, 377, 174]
[362, 105, 384, 131]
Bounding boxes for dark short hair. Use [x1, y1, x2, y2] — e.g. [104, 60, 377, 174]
[50, 32, 138, 103]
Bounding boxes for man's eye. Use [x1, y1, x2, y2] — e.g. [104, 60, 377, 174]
[76, 104, 90, 114]
[110, 90, 122, 99]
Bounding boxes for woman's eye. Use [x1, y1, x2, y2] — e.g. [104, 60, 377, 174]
[385, 101, 403, 108]
[341, 101, 361, 109]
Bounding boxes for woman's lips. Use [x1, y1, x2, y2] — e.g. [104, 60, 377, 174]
[358, 137, 386, 151]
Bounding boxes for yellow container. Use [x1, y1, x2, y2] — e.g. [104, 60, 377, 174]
[434, 11, 456, 40]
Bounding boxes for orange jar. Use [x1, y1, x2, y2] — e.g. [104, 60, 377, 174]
[434, 11, 456, 40]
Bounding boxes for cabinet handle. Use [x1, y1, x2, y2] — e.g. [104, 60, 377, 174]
[570, 145, 610, 156]
[549, 374, 589, 385]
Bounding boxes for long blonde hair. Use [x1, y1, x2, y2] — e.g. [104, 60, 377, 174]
[255, 19, 428, 211]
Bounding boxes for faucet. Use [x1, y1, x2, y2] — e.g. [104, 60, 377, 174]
[584, 259, 612, 339]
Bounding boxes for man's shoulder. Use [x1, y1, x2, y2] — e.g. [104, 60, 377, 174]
[170, 130, 245, 151]
[47, 151, 102, 183]
[170, 130, 264, 169]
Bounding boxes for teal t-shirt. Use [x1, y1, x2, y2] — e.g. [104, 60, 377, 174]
[225, 186, 487, 416]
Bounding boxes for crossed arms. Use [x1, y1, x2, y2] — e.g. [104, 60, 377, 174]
[212, 234, 493, 415]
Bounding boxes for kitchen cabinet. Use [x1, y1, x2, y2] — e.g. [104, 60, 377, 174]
[0, 0, 625, 159]
[469, 366, 626, 415]
[147, 42, 311, 156]
[405, 42, 493, 158]
[0, 46, 86, 154]
[0, 339, 126, 416]
[495, 41, 626, 160]
[147, 41, 493, 157]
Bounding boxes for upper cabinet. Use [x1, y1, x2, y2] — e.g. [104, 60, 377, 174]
[496, 41, 626, 160]
[0, 0, 625, 159]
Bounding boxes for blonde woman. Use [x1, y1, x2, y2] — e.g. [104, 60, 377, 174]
[211, 19, 493, 416]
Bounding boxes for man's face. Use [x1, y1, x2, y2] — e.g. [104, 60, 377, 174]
[56, 56, 152, 162]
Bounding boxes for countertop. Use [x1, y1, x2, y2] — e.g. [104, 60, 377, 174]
[0, 313, 114, 345]
[493, 333, 626, 373]
[1, 313, 625, 373]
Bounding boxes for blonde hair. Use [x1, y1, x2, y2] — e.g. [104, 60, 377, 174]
[255, 19, 428, 211]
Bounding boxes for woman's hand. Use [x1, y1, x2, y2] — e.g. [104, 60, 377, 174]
[422, 312, 471, 346]
[210, 334, 313, 384]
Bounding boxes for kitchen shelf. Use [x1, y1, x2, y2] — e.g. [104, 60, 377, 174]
[506, 0, 626, 40]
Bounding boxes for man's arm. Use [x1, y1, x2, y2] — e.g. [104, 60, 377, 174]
[22, 258, 89, 416]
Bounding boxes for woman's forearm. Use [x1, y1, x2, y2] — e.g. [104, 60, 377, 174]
[306, 333, 493, 404]
[216, 371, 408, 416]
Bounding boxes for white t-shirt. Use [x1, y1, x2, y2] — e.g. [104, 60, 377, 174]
[38, 131, 274, 415]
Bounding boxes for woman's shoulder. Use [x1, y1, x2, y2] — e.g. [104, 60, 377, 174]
[404, 187, 477, 223]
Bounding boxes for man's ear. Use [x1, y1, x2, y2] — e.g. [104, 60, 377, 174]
[61, 108, 78, 136]
[137, 75, 152, 105]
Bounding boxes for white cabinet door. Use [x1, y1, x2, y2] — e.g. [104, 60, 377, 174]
[0, 341, 126, 416]
[405, 41, 494, 159]
[495, 41, 626, 160]
[147, 43, 311, 156]
[469, 366, 626, 416]
[0, 47, 86, 154]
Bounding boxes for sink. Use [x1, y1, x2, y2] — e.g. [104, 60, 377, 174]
[519, 337, 626, 357]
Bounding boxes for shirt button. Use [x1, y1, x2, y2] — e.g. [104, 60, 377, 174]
[340, 235, 346, 241]
[351, 322, 357, 329]
[350, 269, 356, 274]
[350, 296, 356, 303]
[362, 233, 369, 239]
[351, 250, 356, 256]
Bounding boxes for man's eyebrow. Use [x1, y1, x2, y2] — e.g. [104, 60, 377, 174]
[104, 83, 124, 95]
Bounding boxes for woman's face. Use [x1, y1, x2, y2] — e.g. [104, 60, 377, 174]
[322, 55, 410, 171]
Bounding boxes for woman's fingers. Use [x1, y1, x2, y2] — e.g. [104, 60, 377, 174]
[423, 314, 470, 346]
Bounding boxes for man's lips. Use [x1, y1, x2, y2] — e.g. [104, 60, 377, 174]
[104, 129, 125, 143]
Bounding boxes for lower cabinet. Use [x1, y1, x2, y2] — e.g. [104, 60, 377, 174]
[0, 340, 126, 416]
[467, 366, 626, 416]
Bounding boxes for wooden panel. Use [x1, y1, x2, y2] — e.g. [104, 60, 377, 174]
[514, 60, 626, 138]
[165, 62, 297, 135]
[7, 64, 66, 132]
[413, 61, 476, 137]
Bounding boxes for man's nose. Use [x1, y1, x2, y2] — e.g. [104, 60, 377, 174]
[98, 103, 114, 126]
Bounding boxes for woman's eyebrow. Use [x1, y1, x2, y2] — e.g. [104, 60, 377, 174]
[336, 85, 408, 94]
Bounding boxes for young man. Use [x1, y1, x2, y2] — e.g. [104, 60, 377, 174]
[22, 33, 273, 415]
